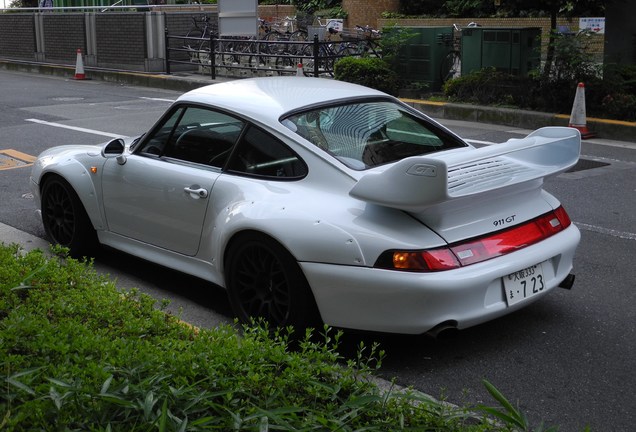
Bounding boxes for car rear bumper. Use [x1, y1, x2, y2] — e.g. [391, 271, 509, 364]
[300, 224, 580, 335]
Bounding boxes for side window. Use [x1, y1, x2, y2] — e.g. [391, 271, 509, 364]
[137, 106, 245, 167]
[226, 126, 307, 179]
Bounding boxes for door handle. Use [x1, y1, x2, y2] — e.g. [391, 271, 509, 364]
[184, 186, 208, 199]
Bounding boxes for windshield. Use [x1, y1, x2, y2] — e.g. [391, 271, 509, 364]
[282, 101, 466, 170]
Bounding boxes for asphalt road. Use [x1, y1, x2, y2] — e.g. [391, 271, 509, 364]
[1, 69, 635, 432]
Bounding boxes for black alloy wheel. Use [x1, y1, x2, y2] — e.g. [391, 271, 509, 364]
[225, 233, 321, 330]
[40, 175, 97, 258]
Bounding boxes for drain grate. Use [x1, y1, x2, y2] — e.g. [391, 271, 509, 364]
[566, 158, 610, 173]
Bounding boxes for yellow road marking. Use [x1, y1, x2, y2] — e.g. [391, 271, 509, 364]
[0, 149, 36, 170]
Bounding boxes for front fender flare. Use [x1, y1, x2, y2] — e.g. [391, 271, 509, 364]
[35, 153, 105, 231]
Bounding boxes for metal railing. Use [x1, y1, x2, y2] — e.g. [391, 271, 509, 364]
[166, 33, 354, 79]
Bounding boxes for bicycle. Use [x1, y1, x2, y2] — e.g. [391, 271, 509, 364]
[184, 15, 213, 64]
[338, 24, 382, 58]
[262, 16, 308, 56]
[439, 22, 479, 83]
[296, 17, 347, 76]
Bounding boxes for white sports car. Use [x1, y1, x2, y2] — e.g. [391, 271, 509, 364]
[30, 77, 581, 335]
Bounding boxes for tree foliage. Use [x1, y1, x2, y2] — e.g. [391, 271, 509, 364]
[398, 0, 604, 17]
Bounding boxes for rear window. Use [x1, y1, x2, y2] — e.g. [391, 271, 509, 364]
[282, 101, 466, 170]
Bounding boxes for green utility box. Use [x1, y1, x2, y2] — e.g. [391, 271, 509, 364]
[460, 27, 541, 76]
[394, 26, 455, 91]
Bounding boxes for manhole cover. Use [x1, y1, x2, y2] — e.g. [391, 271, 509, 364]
[566, 158, 610, 173]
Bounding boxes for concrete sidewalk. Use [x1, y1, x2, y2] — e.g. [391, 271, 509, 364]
[2, 59, 635, 143]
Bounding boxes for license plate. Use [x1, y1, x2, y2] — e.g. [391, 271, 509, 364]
[503, 263, 545, 306]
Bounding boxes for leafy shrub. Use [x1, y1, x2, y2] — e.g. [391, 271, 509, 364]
[1, 243, 540, 431]
[334, 57, 400, 96]
[443, 68, 536, 108]
[443, 65, 636, 121]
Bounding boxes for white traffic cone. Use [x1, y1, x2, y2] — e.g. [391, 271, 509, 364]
[73, 48, 86, 80]
[296, 63, 304, 77]
[568, 82, 595, 139]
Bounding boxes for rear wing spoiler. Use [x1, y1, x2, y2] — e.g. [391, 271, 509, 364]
[349, 127, 581, 212]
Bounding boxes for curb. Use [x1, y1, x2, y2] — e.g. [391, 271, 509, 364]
[3, 59, 635, 143]
[402, 99, 636, 143]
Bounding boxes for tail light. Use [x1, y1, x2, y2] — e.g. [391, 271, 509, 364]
[375, 206, 572, 272]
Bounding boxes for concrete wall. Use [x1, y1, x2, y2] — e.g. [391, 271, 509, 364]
[0, 10, 215, 71]
[0, 14, 36, 60]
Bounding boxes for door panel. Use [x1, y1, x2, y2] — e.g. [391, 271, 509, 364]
[101, 156, 219, 256]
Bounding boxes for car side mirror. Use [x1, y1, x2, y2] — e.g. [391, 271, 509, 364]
[101, 138, 127, 165]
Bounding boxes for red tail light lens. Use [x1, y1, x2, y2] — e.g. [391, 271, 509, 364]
[375, 206, 572, 272]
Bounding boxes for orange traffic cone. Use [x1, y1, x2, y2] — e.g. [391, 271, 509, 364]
[568, 82, 595, 139]
[296, 63, 304, 77]
[73, 48, 87, 80]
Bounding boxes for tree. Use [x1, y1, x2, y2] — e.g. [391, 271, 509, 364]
[490, 0, 605, 77]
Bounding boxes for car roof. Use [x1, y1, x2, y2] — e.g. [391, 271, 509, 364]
[176, 77, 390, 124]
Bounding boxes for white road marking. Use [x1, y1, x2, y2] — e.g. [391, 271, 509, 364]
[465, 138, 496, 146]
[575, 223, 636, 241]
[25, 118, 123, 138]
[139, 96, 176, 103]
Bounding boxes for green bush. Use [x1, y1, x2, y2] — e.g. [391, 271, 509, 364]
[1, 243, 543, 431]
[443, 68, 536, 108]
[444, 67, 636, 121]
[334, 57, 400, 96]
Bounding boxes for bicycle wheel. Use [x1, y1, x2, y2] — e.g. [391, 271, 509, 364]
[337, 42, 359, 58]
[184, 29, 203, 63]
[263, 31, 285, 55]
[440, 50, 461, 83]
[300, 44, 333, 77]
[288, 30, 308, 55]
[275, 54, 298, 75]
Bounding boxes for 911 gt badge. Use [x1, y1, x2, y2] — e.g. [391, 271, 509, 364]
[407, 164, 437, 177]
[494, 214, 516, 227]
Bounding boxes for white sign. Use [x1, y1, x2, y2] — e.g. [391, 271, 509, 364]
[218, 0, 258, 36]
[579, 17, 605, 34]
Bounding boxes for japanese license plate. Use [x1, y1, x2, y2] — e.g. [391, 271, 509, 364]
[503, 263, 545, 306]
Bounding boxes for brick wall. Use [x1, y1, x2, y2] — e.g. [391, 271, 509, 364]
[43, 14, 86, 63]
[343, 0, 399, 28]
[0, 14, 36, 60]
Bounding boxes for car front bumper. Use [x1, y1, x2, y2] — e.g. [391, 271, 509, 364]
[300, 224, 580, 335]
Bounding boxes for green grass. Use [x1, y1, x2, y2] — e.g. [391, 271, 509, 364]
[1, 243, 562, 431]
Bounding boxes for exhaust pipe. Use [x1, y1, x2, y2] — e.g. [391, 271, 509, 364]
[426, 320, 458, 339]
[559, 273, 575, 290]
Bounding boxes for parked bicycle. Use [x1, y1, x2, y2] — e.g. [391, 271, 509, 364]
[262, 16, 308, 55]
[184, 15, 213, 64]
[439, 22, 479, 83]
[338, 24, 382, 58]
[295, 17, 349, 76]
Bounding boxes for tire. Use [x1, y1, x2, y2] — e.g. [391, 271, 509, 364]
[440, 50, 461, 83]
[41, 175, 98, 258]
[288, 30, 308, 55]
[263, 31, 284, 55]
[225, 232, 321, 330]
[300, 44, 333, 77]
